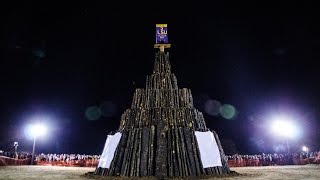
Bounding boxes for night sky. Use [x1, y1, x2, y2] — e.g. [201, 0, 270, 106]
[1, 2, 320, 155]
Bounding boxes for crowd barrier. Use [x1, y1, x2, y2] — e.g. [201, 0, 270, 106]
[0, 156, 30, 166]
[36, 159, 98, 167]
[227, 157, 320, 167]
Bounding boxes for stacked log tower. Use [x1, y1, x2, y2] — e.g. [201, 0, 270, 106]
[95, 50, 231, 177]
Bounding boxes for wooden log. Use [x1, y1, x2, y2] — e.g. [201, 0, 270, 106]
[168, 75, 172, 90]
[140, 127, 150, 176]
[178, 127, 189, 177]
[112, 131, 128, 176]
[175, 89, 179, 108]
[174, 127, 182, 176]
[150, 125, 155, 175]
[135, 128, 142, 176]
[101, 168, 108, 176]
[212, 130, 230, 174]
[167, 126, 173, 177]
[190, 130, 202, 176]
[94, 167, 101, 175]
[120, 130, 132, 175]
[146, 89, 149, 108]
[129, 128, 139, 176]
[171, 128, 179, 177]
[189, 89, 194, 107]
[155, 121, 167, 177]
[170, 89, 174, 107]
[146, 75, 149, 90]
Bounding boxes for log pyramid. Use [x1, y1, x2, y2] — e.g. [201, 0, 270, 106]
[95, 51, 231, 178]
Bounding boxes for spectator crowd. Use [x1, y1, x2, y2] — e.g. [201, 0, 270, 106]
[1, 149, 320, 167]
[35, 153, 100, 167]
[226, 151, 320, 167]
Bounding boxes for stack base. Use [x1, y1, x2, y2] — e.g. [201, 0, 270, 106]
[95, 127, 230, 178]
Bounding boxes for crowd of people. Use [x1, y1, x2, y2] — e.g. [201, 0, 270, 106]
[226, 151, 320, 167]
[35, 153, 100, 167]
[2, 149, 320, 167]
[0, 151, 100, 167]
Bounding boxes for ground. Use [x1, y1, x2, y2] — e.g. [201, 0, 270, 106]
[231, 165, 320, 180]
[0, 165, 319, 180]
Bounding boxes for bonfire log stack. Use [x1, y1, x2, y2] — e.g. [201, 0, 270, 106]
[95, 52, 231, 177]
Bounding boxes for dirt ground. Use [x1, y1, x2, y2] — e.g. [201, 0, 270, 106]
[230, 165, 320, 180]
[0, 166, 94, 180]
[0, 165, 319, 180]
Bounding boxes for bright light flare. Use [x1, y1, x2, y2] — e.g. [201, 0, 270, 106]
[302, 146, 308, 152]
[271, 116, 298, 138]
[26, 124, 47, 138]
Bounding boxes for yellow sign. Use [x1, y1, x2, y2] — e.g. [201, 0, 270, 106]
[156, 24, 167, 28]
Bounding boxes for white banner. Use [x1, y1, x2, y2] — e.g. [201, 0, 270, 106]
[98, 132, 122, 168]
[195, 131, 222, 168]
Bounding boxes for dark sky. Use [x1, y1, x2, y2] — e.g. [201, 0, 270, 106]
[1, 2, 320, 155]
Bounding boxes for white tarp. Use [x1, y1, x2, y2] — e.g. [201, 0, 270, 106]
[195, 131, 222, 168]
[98, 132, 122, 168]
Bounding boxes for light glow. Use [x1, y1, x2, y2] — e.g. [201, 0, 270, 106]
[271, 115, 298, 138]
[302, 146, 308, 152]
[27, 124, 47, 138]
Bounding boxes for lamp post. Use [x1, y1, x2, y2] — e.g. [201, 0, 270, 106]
[31, 136, 36, 165]
[286, 139, 290, 154]
[14, 142, 19, 159]
[28, 124, 46, 165]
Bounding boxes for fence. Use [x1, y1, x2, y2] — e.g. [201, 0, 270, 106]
[0, 156, 31, 166]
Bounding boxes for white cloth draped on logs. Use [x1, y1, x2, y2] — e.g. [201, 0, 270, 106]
[195, 131, 222, 168]
[98, 132, 122, 168]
